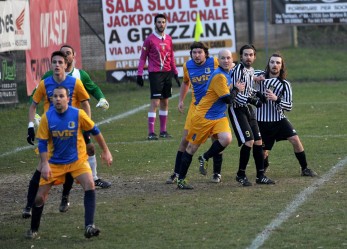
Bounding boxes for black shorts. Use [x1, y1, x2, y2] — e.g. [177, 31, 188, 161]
[258, 118, 297, 150]
[148, 71, 173, 99]
[228, 105, 261, 147]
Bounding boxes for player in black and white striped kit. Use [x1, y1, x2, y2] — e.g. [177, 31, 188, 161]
[228, 44, 275, 186]
[255, 53, 317, 177]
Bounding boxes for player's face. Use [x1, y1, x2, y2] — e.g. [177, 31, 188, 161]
[218, 50, 233, 71]
[155, 18, 166, 33]
[268, 56, 282, 76]
[241, 49, 256, 68]
[51, 55, 67, 76]
[192, 48, 207, 65]
[60, 47, 75, 68]
[53, 88, 69, 112]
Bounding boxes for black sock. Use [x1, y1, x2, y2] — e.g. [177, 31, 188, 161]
[203, 140, 225, 160]
[26, 170, 41, 208]
[31, 204, 44, 232]
[213, 153, 223, 175]
[237, 145, 251, 177]
[295, 151, 307, 170]
[174, 151, 183, 174]
[84, 190, 96, 227]
[178, 151, 193, 180]
[253, 144, 265, 178]
[62, 173, 74, 197]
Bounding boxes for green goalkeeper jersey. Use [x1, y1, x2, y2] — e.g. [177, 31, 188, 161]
[30, 68, 105, 102]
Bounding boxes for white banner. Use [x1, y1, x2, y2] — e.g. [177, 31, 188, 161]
[102, 0, 236, 80]
[0, 0, 31, 52]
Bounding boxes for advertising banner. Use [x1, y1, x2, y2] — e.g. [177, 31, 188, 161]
[0, 0, 31, 52]
[102, 0, 236, 82]
[0, 52, 18, 105]
[271, 0, 347, 25]
[25, 0, 82, 95]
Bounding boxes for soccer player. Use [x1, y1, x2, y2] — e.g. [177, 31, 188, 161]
[255, 52, 318, 176]
[23, 51, 91, 218]
[25, 85, 113, 239]
[166, 41, 222, 184]
[23, 45, 111, 219]
[227, 44, 275, 186]
[176, 49, 243, 189]
[137, 13, 180, 140]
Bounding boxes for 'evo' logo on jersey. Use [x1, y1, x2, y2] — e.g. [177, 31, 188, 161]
[191, 74, 210, 83]
[52, 130, 76, 137]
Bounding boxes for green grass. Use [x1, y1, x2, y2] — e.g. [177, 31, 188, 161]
[0, 47, 346, 249]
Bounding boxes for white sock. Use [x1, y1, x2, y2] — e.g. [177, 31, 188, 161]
[88, 155, 98, 181]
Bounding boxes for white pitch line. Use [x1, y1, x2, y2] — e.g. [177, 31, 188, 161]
[0, 93, 180, 158]
[247, 156, 347, 249]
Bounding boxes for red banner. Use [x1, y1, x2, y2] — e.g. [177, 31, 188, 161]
[25, 0, 81, 95]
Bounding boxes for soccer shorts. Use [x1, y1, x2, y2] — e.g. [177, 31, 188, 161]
[183, 102, 196, 131]
[148, 71, 173, 99]
[39, 160, 92, 186]
[187, 115, 231, 145]
[258, 118, 297, 150]
[228, 105, 261, 147]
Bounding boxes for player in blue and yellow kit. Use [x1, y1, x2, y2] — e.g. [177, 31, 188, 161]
[23, 51, 91, 218]
[176, 49, 244, 189]
[166, 42, 221, 184]
[25, 86, 113, 239]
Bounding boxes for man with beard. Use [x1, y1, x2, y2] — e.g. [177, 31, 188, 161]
[227, 44, 275, 186]
[137, 14, 180, 140]
[255, 52, 318, 177]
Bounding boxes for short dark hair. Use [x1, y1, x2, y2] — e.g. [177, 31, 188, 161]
[239, 44, 256, 57]
[51, 51, 67, 63]
[190, 41, 209, 58]
[60, 44, 75, 55]
[265, 52, 287, 80]
[154, 14, 166, 23]
[54, 85, 70, 97]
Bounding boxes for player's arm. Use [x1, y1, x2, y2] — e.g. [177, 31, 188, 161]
[178, 63, 190, 113]
[81, 100, 91, 118]
[37, 114, 51, 180]
[80, 110, 113, 166]
[79, 70, 109, 111]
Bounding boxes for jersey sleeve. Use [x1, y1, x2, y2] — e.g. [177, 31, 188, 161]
[32, 80, 46, 105]
[183, 62, 190, 85]
[79, 109, 100, 135]
[79, 70, 105, 101]
[213, 57, 219, 69]
[137, 39, 150, 76]
[211, 74, 230, 98]
[74, 79, 90, 103]
[36, 113, 49, 153]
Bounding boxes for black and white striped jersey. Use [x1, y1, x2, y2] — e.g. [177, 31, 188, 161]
[255, 77, 293, 122]
[231, 63, 257, 108]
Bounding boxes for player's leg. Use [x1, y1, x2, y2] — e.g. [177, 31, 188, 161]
[26, 183, 52, 239]
[229, 106, 253, 186]
[22, 159, 43, 218]
[159, 72, 173, 138]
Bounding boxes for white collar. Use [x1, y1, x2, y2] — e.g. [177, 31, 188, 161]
[153, 32, 166, 40]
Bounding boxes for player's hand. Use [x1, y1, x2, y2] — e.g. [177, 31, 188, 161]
[96, 98, 109, 111]
[34, 114, 41, 127]
[27, 127, 35, 145]
[255, 91, 267, 103]
[178, 101, 184, 113]
[247, 97, 262, 108]
[137, 75, 144, 87]
[101, 150, 113, 167]
[235, 80, 245, 92]
[40, 161, 52, 181]
[174, 74, 181, 87]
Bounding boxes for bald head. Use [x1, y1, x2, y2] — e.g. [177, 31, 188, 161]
[218, 49, 233, 71]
